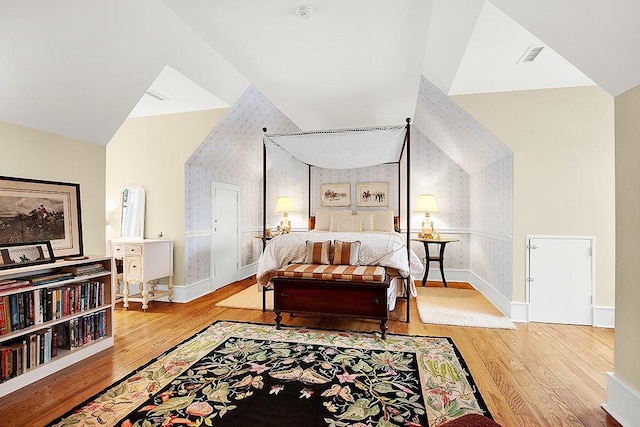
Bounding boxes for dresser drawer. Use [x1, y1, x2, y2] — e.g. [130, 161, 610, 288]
[123, 256, 143, 281]
[124, 244, 142, 255]
[112, 243, 125, 257]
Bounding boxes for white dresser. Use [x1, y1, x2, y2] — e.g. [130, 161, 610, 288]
[110, 238, 173, 311]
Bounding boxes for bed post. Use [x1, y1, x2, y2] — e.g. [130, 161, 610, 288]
[397, 162, 401, 225]
[405, 118, 411, 252]
[308, 164, 312, 229]
[262, 127, 268, 251]
[405, 118, 412, 322]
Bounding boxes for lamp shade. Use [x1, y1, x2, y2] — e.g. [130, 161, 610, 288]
[274, 196, 296, 213]
[415, 194, 440, 213]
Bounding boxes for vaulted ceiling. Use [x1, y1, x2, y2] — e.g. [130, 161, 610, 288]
[1, 1, 638, 146]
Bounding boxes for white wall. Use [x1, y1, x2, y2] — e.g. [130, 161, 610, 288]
[0, 120, 106, 257]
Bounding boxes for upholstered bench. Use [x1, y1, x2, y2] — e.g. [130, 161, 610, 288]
[271, 264, 391, 338]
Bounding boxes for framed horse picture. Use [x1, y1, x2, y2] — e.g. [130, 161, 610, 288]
[356, 182, 388, 207]
[321, 182, 350, 207]
[0, 176, 83, 259]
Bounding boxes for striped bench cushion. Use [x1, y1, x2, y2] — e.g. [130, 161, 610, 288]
[275, 264, 386, 282]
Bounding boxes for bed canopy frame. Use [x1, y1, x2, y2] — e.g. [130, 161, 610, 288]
[262, 118, 412, 256]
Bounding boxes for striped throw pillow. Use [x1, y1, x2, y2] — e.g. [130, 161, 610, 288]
[332, 240, 361, 265]
[303, 240, 331, 264]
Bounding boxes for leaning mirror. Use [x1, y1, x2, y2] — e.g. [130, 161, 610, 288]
[120, 186, 145, 239]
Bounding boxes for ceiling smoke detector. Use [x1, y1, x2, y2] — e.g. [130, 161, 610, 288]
[517, 45, 545, 64]
[296, 5, 313, 19]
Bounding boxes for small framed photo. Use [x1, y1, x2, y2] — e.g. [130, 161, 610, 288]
[0, 241, 55, 271]
[0, 176, 83, 259]
[357, 182, 389, 207]
[321, 183, 350, 207]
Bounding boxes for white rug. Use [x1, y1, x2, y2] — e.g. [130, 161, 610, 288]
[216, 285, 272, 310]
[416, 287, 516, 329]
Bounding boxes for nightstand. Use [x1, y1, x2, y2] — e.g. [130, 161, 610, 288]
[412, 238, 459, 287]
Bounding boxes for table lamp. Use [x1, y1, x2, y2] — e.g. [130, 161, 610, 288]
[415, 194, 439, 239]
[274, 196, 296, 234]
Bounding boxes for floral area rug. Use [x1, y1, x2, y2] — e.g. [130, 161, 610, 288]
[48, 321, 491, 427]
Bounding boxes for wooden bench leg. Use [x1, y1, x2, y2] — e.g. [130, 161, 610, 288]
[263, 285, 274, 312]
[263, 287, 267, 311]
[380, 319, 388, 339]
[274, 311, 282, 329]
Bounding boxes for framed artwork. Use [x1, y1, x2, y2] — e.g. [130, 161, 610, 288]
[0, 241, 55, 270]
[321, 182, 350, 207]
[0, 176, 83, 259]
[357, 182, 389, 207]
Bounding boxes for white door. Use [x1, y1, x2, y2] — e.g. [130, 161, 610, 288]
[528, 237, 593, 325]
[211, 183, 239, 290]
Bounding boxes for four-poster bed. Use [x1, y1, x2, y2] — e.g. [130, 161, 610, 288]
[257, 119, 423, 337]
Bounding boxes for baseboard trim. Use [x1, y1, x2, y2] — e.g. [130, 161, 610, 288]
[510, 302, 529, 323]
[603, 372, 640, 426]
[593, 306, 615, 328]
[419, 269, 469, 284]
[239, 263, 257, 281]
[422, 269, 522, 322]
[467, 271, 513, 318]
[150, 279, 212, 303]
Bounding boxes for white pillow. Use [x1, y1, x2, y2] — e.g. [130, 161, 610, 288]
[330, 216, 363, 232]
[314, 209, 352, 230]
[354, 212, 375, 231]
[358, 210, 394, 232]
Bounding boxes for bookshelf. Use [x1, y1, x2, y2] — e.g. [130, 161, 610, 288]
[0, 256, 114, 398]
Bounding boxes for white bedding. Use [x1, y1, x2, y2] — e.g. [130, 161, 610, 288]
[256, 231, 424, 307]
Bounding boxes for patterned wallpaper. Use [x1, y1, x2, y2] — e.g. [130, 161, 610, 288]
[469, 155, 514, 299]
[183, 78, 514, 302]
[185, 85, 300, 283]
[470, 154, 513, 237]
[310, 164, 401, 215]
[413, 76, 513, 299]
[413, 76, 512, 175]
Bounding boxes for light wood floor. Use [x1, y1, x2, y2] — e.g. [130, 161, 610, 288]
[0, 278, 621, 427]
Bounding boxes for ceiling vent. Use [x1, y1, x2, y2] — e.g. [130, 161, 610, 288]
[517, 45, 545, 64]
[296, 5, 313, 19]
[145, 89, 170, 101]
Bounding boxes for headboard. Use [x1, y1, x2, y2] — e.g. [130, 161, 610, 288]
[308, 216, 401, 232]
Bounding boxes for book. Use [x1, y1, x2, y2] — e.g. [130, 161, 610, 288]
[52, 331, 58, 358]
[30, 273, 74, 286]
[8, 295, 19, 332]
[17, 294, 25, 330]
[44, 289, 53, 322]
[28, 334, 37, 368]
[0, 298, 6, 336]
[61, 263, 106, 276]
[0, 347, 8, 380]
[0, 280, 31, 292]
[3, 296, 11, 334]
[43, 328, 51, 363]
